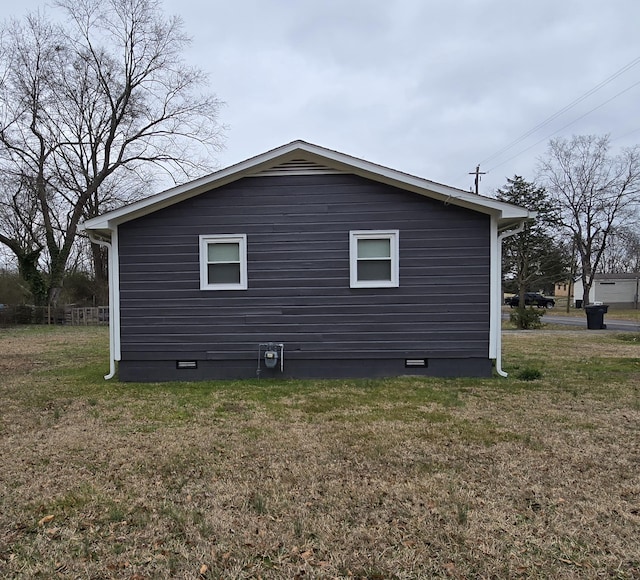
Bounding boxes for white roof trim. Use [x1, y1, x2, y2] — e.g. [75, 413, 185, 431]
[80, 140, 532, 233]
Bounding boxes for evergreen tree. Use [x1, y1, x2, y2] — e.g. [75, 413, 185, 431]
[497, 176, 569, 328]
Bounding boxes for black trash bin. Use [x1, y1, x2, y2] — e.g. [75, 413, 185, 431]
[575, 299, 583, 309]
[585, 304, 609, 329]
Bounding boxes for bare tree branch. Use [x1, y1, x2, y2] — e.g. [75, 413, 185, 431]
[0, 0, 225, 304]
[537, 135, 640, 305]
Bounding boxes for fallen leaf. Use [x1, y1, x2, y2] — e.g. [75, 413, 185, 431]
[199, 563, 208, 576]
[38, 515, 54, 526]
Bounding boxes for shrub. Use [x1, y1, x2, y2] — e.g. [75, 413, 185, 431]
[509, 307, 545, 329]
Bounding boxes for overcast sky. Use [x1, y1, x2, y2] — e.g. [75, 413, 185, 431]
[6, 0, 640, 195]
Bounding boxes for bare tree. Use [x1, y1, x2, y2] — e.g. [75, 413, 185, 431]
[537, 135, 640, 306]
[598, 224, 640, 274]
[0, 0, 224, 305]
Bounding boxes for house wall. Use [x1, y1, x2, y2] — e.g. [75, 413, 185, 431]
[117, 173, 492, 380]
[573, 276, 640, 308]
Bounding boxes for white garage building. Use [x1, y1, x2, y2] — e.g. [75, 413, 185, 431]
[573, 273, 640, 308]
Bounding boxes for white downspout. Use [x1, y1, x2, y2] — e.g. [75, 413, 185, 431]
[496, 222, 526, 377]
[88, 232, 117, 380]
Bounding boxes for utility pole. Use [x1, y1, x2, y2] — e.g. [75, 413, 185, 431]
[469, 164, 486, 195]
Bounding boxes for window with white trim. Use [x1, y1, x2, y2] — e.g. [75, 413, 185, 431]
[349, 230, 399, 288]
[199, 234, 247, 290]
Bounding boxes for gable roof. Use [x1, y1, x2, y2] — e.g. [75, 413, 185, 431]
[80, 140, 532, 236]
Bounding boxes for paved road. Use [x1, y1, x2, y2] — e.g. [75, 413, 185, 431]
[545, 314, 640, 331]
[503, 311, 640, 331]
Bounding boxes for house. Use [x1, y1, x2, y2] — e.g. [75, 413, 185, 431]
[554, 280, 571, 298]
[80, 141, 532, 381]
[573, 273, 640, 308]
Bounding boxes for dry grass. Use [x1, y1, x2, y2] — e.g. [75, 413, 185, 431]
[0, 326, 639, 579]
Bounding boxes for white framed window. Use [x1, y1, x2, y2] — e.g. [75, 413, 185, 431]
[199, 234, 247, 290]
[349, 230, 399, 288]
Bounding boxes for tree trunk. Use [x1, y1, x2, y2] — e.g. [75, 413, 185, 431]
[517, 280, 527, 329]
[47, 254, 67, 307]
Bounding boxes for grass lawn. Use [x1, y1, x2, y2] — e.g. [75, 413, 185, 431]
[0, 326, 639, 579]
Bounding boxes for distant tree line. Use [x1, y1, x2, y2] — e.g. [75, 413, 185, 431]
[0, 267, 103, 307]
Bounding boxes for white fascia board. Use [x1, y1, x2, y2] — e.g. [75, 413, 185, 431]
[80, 140, 532, 232]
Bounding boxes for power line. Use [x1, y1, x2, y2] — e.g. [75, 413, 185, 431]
[611, 126, 640, 142]
[480, 55, 640, 167]
[449, 55, 640, 191]
[485, 77, 640, 173]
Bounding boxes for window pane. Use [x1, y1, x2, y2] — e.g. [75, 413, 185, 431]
[357, 238, 390, 259]
[358, 259, 391, 281]
[208, 242, 240, 262]
[208, 263, 240, 284]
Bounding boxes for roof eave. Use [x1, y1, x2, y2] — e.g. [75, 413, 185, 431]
[80, 140, 532, 232]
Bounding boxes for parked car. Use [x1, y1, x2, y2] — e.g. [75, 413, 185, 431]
[505, 292, 555, 308]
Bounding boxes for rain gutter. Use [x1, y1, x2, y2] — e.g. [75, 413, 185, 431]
[87, 231, 117, 380]
[495, 221, 526, 377]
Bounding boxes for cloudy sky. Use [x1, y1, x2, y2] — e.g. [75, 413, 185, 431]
[7, 0, 640, 195]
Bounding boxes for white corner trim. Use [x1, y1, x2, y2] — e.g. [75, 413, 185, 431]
[86, 229, 121, 378]
[489, 218, 500, 361]
[493, 219, 526, 377]
[112, 228, 121, 362]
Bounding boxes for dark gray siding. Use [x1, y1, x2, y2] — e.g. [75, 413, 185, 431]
[117, 173, 492, 380]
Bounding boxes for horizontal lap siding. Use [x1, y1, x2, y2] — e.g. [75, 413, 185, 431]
[118, 174, 491, 367]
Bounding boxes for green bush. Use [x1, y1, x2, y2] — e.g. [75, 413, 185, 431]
[509, 307, 545, 329]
